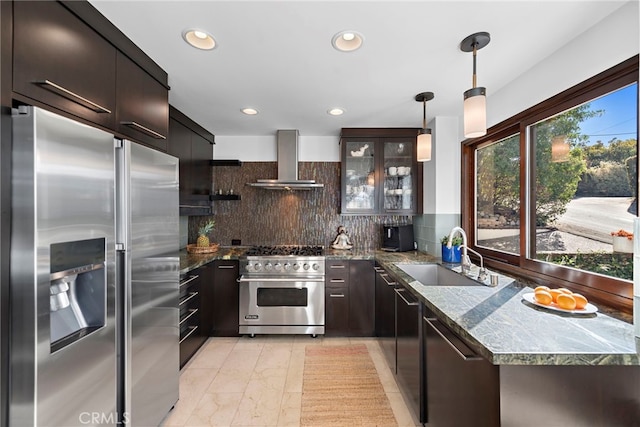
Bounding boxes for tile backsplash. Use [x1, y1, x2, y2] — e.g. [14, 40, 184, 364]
[188, 162, 411, 249]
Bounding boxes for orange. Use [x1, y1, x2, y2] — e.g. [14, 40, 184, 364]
[534, 290, 553, 305]
[549, 289, 564, 303]
[556, 293, 577, 310]
[558, 287, 573, 295]
[573, 293, 588, 310]
[534, 286, 550, 293]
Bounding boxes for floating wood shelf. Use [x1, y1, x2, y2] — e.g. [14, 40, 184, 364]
[210, 159, 242, 167]
[210, 194, 241, 201]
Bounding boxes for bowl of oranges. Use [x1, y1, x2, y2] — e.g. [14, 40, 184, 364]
[522, 286, 597, 314]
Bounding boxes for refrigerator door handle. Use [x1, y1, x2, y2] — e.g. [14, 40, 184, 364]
[115, 248, 129, 425]
[115, 138, 130, 251]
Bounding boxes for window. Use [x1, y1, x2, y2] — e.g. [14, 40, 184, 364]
[463, 56, 639, 313]
[476, 133, 521, 255]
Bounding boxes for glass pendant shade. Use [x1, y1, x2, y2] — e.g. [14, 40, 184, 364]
[460, 32, 490, 139]
[463, 87, 487, 138]
[417, 130, 432, 162]
[414, 91, 434, 162]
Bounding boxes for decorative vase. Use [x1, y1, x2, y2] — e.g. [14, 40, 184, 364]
[612, 236, 633, 253]
[441, 244, 462, 263]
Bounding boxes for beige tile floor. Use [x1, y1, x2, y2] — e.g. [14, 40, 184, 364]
[160, 336, 421, 427]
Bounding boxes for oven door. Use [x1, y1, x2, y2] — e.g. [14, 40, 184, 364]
[237, 275, 325, 336]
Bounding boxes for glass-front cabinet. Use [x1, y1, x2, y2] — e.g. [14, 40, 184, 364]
[340, 129, 420, 215]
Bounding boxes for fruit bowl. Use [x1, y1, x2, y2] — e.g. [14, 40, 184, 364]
[522, 292, 597, 314]
[187, 243, 220, 254]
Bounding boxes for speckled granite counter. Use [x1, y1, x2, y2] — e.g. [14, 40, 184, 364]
[179, 246, 247, 275]
[325, 248, 438, 262]
[379, 259, 640, 366]
[181, 247, 437, 272]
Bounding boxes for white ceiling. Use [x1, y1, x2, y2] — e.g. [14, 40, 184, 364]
[89, 0, 628, 137]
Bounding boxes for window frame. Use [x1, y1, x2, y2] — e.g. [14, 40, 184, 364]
[462, 55, 639, 314]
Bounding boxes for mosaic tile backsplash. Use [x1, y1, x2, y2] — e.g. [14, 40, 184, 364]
[188, 162, 412, 249]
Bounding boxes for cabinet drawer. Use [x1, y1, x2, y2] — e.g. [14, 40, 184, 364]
[180, 308, 200, 334]
[326, 260, 349, 283]
[179, 289, 200, 312]
[116, 52, 168, 151]
[13, 1, 116, 129]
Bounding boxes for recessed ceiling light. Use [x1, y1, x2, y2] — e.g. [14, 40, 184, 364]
[327, 108, 345, 116]
[331, 30, 364, 52]
[241, 107, 259, 115]
[182, 28, 216, 50]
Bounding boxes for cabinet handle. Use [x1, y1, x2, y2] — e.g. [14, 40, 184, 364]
[395, 288, 419, 306]
[423, 316, 482, 361]
[329, 279, 345, 284]
[329, 264, 346, 269]
[179, 275, 199, 288]
[179, 291, 198, 306]
[217, 265, 235, 269]
[329, 293, 345, 298]
[380, 273, 397, 287]
[179, 308, 198, 325]
[120, 121, 166, 139]
[35, 79, 111, 114]
[374, 267, 385, 273]
[179, 325, 198, 344]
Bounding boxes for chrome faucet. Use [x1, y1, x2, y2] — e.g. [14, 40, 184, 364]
[447, 226, 471, 275]
[460, 245, 488, 282]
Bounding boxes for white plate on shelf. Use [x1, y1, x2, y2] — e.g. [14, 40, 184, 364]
[522, 292, 598, 314]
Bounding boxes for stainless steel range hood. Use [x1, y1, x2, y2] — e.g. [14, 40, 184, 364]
[247, 129, 323, 190]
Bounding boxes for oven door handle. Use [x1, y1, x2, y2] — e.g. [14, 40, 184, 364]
[237, 275, 325, 283]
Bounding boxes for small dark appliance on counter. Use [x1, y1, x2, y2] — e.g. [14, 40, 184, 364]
[382, 224, 415, 252]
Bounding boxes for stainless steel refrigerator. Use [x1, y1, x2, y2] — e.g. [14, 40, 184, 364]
[10, 106, 179, 426]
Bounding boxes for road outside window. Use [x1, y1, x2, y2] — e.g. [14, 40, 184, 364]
[476, 84, 638, 282]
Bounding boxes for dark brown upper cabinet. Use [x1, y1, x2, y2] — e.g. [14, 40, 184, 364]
[340, 128, 421, 215]
[167, 106, 214, 216]
[13, 1, 117, 129]
[12, 1, 170, 152]
[116, 52, 169, 151]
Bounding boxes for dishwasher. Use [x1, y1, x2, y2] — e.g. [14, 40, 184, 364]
[423, 307, 499, 426]
[395, 283, 425, 424]
[375, 263, 397, 372]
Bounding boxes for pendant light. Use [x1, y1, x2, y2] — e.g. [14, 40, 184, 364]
[460, 32, 490, 138]
[414, 92, 434, 162]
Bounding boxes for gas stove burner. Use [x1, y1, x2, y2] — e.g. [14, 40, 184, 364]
[245, 245, 324, 257]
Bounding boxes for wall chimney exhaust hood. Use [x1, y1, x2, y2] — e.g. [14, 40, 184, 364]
[247, 130, 323, 190]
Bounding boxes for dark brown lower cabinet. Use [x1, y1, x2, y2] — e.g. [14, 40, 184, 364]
[179, 267, 208, 368]
[325, 285, 349, 336]
[211, 260, 239, 336]
[324, 259, 374, 336]
[423, 307, 499, 426]
[348, 260, 374, 336]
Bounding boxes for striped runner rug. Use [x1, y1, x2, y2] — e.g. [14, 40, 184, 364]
[300, 344, 398, 426]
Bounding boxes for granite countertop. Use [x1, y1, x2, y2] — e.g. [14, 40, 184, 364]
[180, 246, 437, 272]
[379, 259, 640, 366]
[178, 245, 639, 366]
[179, 246, 247, 274]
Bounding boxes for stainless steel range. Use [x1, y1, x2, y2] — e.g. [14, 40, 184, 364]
[238, 245, 325, 337]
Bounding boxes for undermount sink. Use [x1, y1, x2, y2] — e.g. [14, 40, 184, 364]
[396, 263, 481, 286]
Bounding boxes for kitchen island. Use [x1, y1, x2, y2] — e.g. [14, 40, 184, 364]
[376, 257, 639, 427]
[379, 259, 639, 366]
